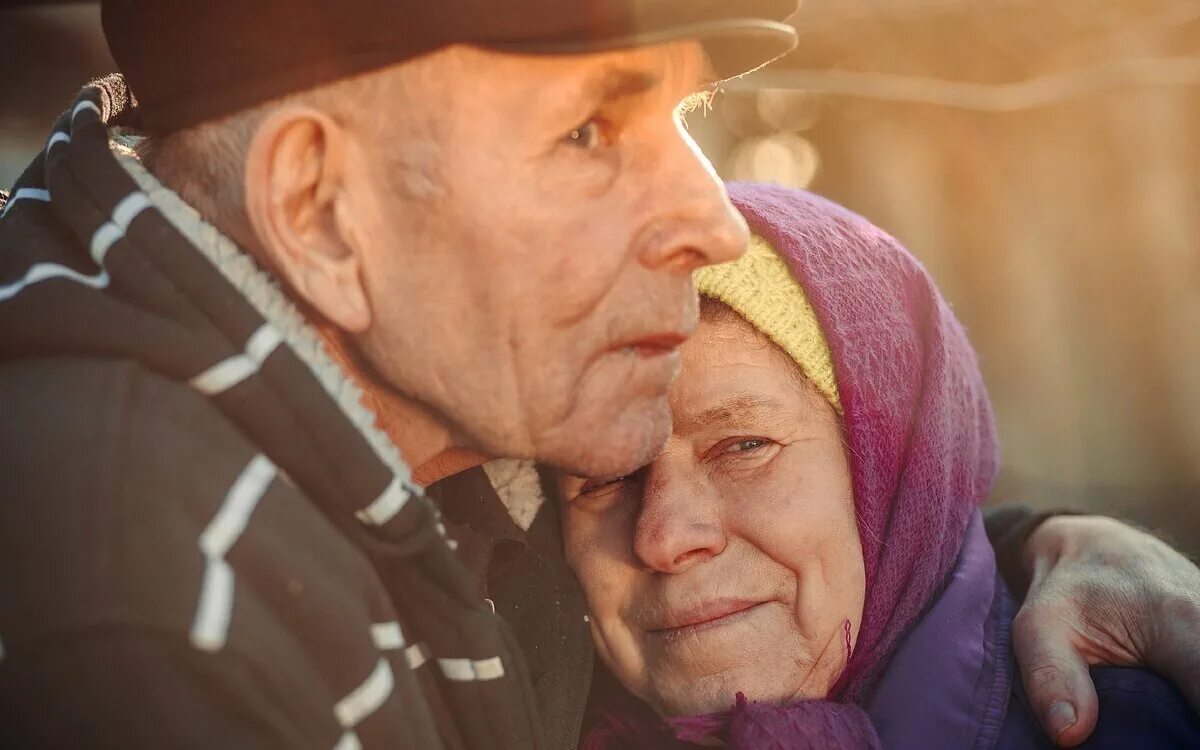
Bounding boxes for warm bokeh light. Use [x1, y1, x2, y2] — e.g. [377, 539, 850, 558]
[3, 0, 1199, 556]
[727, 132, 821, 188]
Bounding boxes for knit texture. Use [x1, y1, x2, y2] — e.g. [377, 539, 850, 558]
[582, 692, 880, 750]
[695, 234, 841, 412]
[730, 183, 999, 706]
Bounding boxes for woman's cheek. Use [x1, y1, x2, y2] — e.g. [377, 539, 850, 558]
[562, 506, 613, 580]
[564, 508, 635, 608]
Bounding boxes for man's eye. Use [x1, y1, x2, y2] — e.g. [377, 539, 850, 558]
[565, 118, 607, 149]
[725, 439, 769, 454]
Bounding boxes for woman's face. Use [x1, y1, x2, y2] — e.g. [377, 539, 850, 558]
[560, 310, 866, 716]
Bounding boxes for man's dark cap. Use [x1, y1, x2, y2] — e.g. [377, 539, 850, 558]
[101, 0, 800, 133]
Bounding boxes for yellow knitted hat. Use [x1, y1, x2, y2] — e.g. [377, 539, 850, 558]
[694, 234, 842, 413]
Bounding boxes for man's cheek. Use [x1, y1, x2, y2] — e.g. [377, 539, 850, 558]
[536, 208, 633, 291]
[536, 270, 623, 330]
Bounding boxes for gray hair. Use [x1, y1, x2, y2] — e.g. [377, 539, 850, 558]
[135, 56, 452, 250]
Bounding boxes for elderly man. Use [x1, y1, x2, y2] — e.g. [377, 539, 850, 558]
[0, 1, 1196, 749]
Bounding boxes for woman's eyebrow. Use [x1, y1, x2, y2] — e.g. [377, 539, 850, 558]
[683, 393, 792, 429]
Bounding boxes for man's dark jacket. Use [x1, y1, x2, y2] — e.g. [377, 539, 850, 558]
[0, 77, 1045, 749]
[0, 76, 547, 750]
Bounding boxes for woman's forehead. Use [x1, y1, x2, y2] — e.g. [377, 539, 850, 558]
[677, 314, 800, 390]
[672, 316, 820, 431]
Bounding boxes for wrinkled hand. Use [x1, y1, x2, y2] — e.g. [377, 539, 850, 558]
[1012, 515, 1200, 747]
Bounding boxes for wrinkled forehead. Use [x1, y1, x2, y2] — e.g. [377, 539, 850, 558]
[541, 38, 711, 86]
[676, 300, 813, 406]
[667, 306, 832, 424]
[468, 39, 712, 111]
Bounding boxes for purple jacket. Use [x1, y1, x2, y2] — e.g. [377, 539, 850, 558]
[869, 512, 1200, 749]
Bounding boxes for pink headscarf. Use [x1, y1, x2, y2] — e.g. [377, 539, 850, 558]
[583, 183, 999, 749]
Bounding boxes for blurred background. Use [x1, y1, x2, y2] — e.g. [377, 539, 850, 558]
[2, 1, 1198, 556]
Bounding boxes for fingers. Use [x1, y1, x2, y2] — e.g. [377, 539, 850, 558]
[1012, 604, 1100, 748]
[1147, 592, 1200, 716]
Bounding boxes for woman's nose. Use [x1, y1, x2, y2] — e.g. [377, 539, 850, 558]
[633, 479, 726, 574]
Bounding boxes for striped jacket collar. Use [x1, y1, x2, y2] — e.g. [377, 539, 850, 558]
[0, 75, 541, 748]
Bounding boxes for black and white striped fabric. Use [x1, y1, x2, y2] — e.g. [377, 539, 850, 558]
[0, 76, 539, 749]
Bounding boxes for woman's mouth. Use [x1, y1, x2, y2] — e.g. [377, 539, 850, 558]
[649, 599, 769, 641]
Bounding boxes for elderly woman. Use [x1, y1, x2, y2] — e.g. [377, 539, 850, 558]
[558, 183, 1200, 749]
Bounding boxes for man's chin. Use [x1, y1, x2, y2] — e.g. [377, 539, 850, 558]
[537, 402, 671, 478]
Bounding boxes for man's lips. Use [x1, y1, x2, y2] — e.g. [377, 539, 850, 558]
[648, 598, 769, 639]
[617, 332, 688, 358]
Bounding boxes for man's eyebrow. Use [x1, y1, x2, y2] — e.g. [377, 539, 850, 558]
[586, 67, 663, 103]
[681, 393, 793, 430]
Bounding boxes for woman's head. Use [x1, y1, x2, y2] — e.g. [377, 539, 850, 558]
[562, 182, 999, 725]
[560, 292, 866, 716]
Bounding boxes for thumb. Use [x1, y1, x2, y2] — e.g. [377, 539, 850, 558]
[1012, 606, 1100, 748]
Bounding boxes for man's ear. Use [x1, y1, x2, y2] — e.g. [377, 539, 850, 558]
[243, 106, 371, 333]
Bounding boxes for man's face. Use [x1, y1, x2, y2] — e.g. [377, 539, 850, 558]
[348, 42, 749, 478]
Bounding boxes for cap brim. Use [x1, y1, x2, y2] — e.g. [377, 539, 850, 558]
[491, 17, 799, 83]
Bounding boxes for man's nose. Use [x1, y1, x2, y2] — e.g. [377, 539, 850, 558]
[636, 133, 750, 276]
[633, 470, 727, 574]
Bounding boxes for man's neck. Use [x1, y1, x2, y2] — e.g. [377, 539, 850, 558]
[312, 320, 488, 486]
[134, 164, 490, 488]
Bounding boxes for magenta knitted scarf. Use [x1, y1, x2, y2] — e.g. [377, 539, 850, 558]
[583, 182, 1000, 749]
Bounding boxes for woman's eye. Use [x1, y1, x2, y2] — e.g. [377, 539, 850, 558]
[565, 118, 607, 149]
[580, 475, 628, 495]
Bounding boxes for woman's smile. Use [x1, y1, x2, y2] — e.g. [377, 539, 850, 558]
[561, 307, 865, 716]
[648, 598, 773, 642]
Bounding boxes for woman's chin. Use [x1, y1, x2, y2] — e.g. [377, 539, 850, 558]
[652, 657, 840, 715]
[654, 689, 738, 718]
[651, 670, 810, 718]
